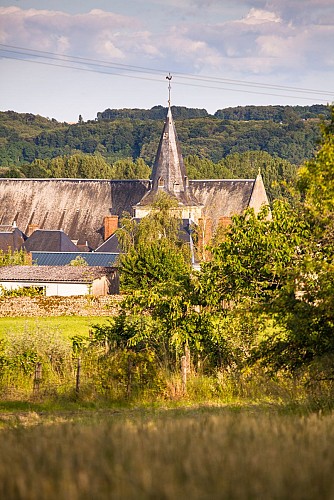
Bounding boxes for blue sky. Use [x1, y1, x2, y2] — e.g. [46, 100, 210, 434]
[0, 0, 333, 122]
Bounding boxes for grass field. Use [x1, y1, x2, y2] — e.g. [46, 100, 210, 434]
[0, 316, 111, 339]
[0, 405, 333, 499]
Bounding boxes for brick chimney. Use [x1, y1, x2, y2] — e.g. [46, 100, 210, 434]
[26, 224, 39, 237]
[104, 215, 118, 241]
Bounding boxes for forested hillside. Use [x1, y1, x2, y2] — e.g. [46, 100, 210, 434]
[0, 104, 330, 201]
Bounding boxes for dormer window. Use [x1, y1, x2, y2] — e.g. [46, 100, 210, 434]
[173, 182, 181, 193]
[158, 177, 165, 188]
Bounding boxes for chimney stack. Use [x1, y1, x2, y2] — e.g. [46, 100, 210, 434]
[26, 224, 39, 237]
[104, 215, 118, 241]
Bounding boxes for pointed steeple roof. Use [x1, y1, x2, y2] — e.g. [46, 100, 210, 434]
[151, 105, 187, 193]
[137, 105, 199, 207]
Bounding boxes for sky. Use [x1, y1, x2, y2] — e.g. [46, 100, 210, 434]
[0, 0, 333, 122]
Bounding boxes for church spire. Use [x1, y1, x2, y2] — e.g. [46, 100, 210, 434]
[134, 76, 201, 217]
[148, 74, 189, 197]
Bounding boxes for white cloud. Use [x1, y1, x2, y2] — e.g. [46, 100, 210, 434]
[242, 8, 281, 25]
[0, 6, 139, 57]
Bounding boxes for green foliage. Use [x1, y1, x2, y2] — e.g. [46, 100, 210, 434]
[185, 151, 298, 201]
[109, 157, 150, 179]
[0, 285, 44, 298]
[68, 255, 88, 266]
[214, 104, 331, 121]
[97, 105, 209, 121]
[201, 201, 311, 306]
[0, 248, 30, 266]
[0, 326, 72, 378]
[120, 241, 190, 292]
[118, 193, 191, 292]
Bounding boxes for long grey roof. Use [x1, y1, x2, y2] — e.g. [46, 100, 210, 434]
[31, 252, 119, 266]
[0, 102, 271, 247]
[189, 179, 256, 220]
[0, 265, 116, 283]
[0, 179, 150, 249]
[0, 177, 263, 245]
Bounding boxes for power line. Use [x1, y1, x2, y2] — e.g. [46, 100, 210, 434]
[0, 43, 333, 102]
[1, 43, 332, 96]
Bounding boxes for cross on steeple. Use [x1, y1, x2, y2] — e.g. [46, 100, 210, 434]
[166, 73, 172, 107]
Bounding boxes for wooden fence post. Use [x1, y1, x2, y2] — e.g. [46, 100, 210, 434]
[76, 357, 81, 396]
[33, 362, 42, 394]
[185, 344, 191, 374]
[126, 356, 133, 399]
[181, 355, 187, 395]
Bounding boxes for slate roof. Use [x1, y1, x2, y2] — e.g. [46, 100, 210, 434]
[0, 179, 150, 250]
[0, 225, 26, 252]
[189, 179, 256, 222]
[0, 265, 116, 283]
[95, 233, 122, 253]
[0, 176, 267, 248]
[32, 252, 119, 266]
[22, 230, 79, 252]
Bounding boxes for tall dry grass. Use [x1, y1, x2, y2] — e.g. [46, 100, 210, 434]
[0, 409, 334, 499]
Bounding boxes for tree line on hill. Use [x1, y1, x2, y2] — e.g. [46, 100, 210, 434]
[1, 104, 330, 166]
[98, 104, 330, 122]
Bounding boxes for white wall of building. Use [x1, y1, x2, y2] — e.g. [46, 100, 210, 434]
[0, 281, 90, 297]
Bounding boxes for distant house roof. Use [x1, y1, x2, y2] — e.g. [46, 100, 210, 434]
[31, 252, 119, 266]
[22, 230, 79, 252]
[0, 225, 26, 252]
[0, 265, 116, 283]
[95, 233, 122, 253]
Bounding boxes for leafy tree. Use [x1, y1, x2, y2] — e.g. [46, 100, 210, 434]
[256, 107, 334, 371]
[199, 108, 334, 372]
[110, 158, 150, 179]
[118, 192, 190, 291]
[200, 201, 311, 307]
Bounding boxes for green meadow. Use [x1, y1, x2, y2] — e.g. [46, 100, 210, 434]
[0, 316, 111, 339]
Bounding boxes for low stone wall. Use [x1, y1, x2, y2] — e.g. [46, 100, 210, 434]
[0, 295, 123, 317]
